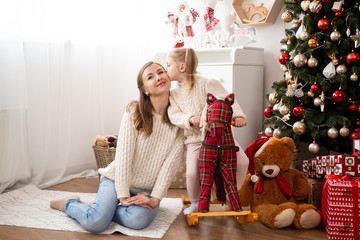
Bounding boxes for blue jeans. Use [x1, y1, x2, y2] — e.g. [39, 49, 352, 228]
[65, 177, 159, 233]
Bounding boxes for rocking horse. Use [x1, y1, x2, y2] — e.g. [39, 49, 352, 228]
[182, 93, 257, 226]
[198, 93, 242, 213]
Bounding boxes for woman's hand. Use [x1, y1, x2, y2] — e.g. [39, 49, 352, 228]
[125, 194, 160, 210]
[189, 116, 201, 127]
[119, 197, 131, 207]
[233, 117, 246, 128]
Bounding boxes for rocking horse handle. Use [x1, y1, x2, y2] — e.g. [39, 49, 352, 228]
[231, 120, 247, 127]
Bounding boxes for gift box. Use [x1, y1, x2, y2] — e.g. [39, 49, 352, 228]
[317, 155, 360, 177]
[306, 178, 323, 210]
[322, 175, 360, 240]
[302, 159, 323, 178]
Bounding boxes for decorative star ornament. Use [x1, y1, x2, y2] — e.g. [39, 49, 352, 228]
[350, 29, 360, 48]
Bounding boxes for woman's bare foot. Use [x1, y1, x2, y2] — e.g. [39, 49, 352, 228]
[50, 195, 80, 212]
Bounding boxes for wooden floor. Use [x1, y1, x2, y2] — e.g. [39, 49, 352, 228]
[0, 177, 328, 240]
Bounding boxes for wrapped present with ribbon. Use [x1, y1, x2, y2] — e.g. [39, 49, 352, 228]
[302, 159, 323, 178]
[317, 155, 360, 177]
[322, 175, 360, 240]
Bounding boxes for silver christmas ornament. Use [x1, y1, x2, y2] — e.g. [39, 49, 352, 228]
[336, 64, 347, 74]
[265, 127, 273, 137]
[339, 126, 350, 137]
[273, 128, 281, 138]
[330, 30, 341, 41]
[350, 29, 360, 48]
[328, 127, 339, 139]
[309, 142, 320, 154]
[308, 57, 318, 68]
[332, 1, 343, 12]
[294, 54, 307, 67]
[314, 97, 322, 107]
[350, 72, 359, 82]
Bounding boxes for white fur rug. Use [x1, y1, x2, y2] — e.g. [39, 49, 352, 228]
[0, 185, 183, 238]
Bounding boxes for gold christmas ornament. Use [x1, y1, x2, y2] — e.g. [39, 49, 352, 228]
[265, 127, 273, 137]
[293, 121, 306, 135]
[300, 31, 311, 41]
[330, 30, 341, 41]
[307, 56, 318, 68]
[308, 141, 320, 154]
[309, 0, 322, 13]
[336, 64, 347, 74]
[279, 105, 290, 115]
[281, 64, 288, 72]
[339, 126, 350, 137]
[308, 39, 319, 48]
[294, 53, 307, 67]
[332, 58, 339, 65]
[268, 92, 279, 104]
[350, 72, 358, 82]
[327, 127, 339, 139]
[273, 128, 281, 138]
[313, 97, 322, 107]
[282, 10, 294, 22]
[307, 91, 315, 97]
[301, 0, 310, 11]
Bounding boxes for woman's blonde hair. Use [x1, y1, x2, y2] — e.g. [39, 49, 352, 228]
[169, 48, 198, 93]
[126, 61, 171, 136]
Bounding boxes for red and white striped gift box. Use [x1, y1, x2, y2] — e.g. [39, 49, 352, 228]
[322, 175, 360, 240]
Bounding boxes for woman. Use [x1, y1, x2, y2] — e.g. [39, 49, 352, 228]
[50, 61, 185, 232]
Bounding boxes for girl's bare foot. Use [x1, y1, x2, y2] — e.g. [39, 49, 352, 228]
[50, 195, 80, 212]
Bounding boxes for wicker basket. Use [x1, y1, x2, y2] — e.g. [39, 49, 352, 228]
[92, 146, 116, 169]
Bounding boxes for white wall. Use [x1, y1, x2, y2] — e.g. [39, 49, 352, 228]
[158, 0, 286, 128]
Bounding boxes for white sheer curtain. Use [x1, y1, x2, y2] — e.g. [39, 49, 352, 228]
[0, 0, 174, 193]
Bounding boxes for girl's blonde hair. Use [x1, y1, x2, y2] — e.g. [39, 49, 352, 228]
[169, 48, 198, 93]
[127, 61, 171, 136]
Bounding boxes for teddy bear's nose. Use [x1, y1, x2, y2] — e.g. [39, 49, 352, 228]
[265, 169, 274, 175]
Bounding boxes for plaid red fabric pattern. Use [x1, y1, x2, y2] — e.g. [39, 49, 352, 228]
[204, 7, 219, 32]
[186, 26, 194, 37]
[198, 100, 242, 212]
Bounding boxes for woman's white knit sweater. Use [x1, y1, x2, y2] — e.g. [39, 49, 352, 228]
[98, 109, 185, 200]
[168, 75, 246, 144]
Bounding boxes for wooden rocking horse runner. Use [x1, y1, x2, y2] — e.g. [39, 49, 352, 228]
[198, 93, 241, 212]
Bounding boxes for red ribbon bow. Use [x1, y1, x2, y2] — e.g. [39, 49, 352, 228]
[255, 174, 292, 199]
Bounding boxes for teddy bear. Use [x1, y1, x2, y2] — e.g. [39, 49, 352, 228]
[239, 137, 322, 230]
[93, 135, 117, 148]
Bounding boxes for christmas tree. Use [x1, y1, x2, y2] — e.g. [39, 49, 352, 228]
[264, 0, 360, 154]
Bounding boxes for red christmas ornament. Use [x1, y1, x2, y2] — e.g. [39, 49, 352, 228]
[335, 10, 343, 18]
[332, 90, 346, 102]
[322, 0, 331, 2]
[349, 103, 358, 112]
[310, 84, 320, 93]
[279, 53, 290, 65]
[293, 106, 305, 117]
[346, 52, 360, 64]
[318, 18, 330, 30]
[264, 107, 274, 118]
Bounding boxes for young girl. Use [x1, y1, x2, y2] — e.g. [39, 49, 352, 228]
[166, 48, 249, 215]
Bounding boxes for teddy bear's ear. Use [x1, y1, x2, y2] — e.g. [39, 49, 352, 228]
[225, 93, 235, 106]
[207, 93, 217, 105]
[281, 137, 295, 152]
